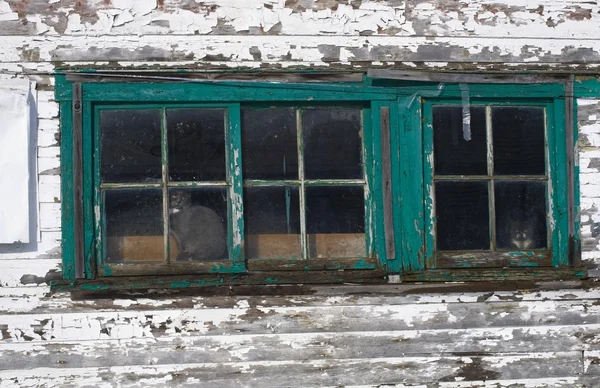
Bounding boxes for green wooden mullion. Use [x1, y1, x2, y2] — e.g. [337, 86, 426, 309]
[551, 100, 570, 266]
[297, 109, 308, 260]
[82, 100, 95, 279]
[92, 105, 104, 269]
[303, 179, 365, 186]
[363, 105, 381, 263]
[100, 183, 162, 189]
[161, 109, 170, 264]
[422, 100, 436, 270]
[572, 99, 581, 264]
[243, 180, 301, 187]
[242, 179, 365, 187]
[486, 105, 496, 252]
[59, 100, 75, 279]
[398, 96, 426, 272]
[167, 181, 229, 188]
[433, 175, 548, 181]
[227, 103, 246, 270]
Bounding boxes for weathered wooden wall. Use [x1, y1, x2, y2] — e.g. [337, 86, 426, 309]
[1, 0, 600, 386]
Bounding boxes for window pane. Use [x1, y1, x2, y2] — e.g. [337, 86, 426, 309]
[303, 109, 363, 179]
[244, 186, 301, 259]
[100, 110, 162, 183]
[167, 109, 226, 181]
[495, 181, 547, 250]
[104, 189, 163, 263]
[433, 106, 487, 175]
[493, 107, 545, 175]
[436, 181, 489, 250]
[306, 186, 365, 258]
[242, 108, 298, 180]
[169, 188, 228, 261]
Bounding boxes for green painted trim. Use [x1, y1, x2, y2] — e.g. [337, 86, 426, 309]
[82, 100, 95, 279]
[55, 74, 580, 284]
[573, 99, 582, 263]
[363, 105, 376, 260]
[391, 83, 565, 99]
[422, 100, 436, 269]
[56, 82, 398, 102]
[59, 101, 75, 279]
[551, 99, 570, 266]
[403, 267, 587, 282]
[227, 103, 246, 269]
[398, 96, 425, 272]
[50, 269, 388, 292]
[574, 77, 600, 98]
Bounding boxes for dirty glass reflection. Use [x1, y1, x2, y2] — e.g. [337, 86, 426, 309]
[306, 186, 365, 258]
[495, 181, 547, 250]
[303, 109, 363, 179]
[244, 187, 301, 259]
[493, 107, 546, 175]
[167, 109, 226, 181]
[104, 189, 163, 263]
[436, 181, 489, 250]
[169, 188, 229, 261]
[242, 108, 298, 180]
[433, 106, 487, 175]
[100, 110, 162, 183]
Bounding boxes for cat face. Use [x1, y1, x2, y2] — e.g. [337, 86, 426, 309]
[169, 190, 192, 213]
[509, 220, 535, 249]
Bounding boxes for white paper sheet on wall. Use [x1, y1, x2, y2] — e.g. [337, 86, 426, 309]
[0, 80, 35, 244]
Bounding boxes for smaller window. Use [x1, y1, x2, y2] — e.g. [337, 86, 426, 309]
[425, 102, 556, 269]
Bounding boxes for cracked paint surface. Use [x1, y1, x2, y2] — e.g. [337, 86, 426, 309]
[0, 1, 599, 386]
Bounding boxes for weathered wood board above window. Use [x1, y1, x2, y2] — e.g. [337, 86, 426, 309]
[54, 73, 585, 288]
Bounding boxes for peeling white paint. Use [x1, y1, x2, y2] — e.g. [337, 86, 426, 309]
[0, 1, 598, 386]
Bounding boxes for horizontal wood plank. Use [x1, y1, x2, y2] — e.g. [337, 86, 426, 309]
[3, 299, 600, 342]
[0, 352, 586, 387]
[2, 325, 600, 370]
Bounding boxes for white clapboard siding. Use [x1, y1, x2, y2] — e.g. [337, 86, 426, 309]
[39, 203, 60, 231]
[2, 299, 600, 342]
[0, 258, 60, 287]
[38, 175, 61, 203]
[0, 352, 590, 387]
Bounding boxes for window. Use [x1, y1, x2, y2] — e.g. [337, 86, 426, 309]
[56, 75, 582, 286]
[426, 103, 553, 268]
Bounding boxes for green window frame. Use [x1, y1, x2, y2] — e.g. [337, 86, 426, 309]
[390, 83, 581, 280]
[56, 76, 397, 281]
[55, 74, 583, 286]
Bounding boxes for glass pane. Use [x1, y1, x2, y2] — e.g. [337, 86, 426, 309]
[244, 186, 301, 259]
[303, 109, 363, 179]
[306, 186, 365, 258]
[167, 109, 226, 181]
[100, 110, 162, 183]
[104, 189, 163, 263]
[493, 107, 546, 175]
[495, 181, 547, 250]
[436, 181, 489, 250]
[169, 188, 229, 261]
[433, 106, 487, 175]
[242, 108, 298, 180]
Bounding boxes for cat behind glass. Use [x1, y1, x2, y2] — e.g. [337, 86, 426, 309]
[169, 190, 227, 261]
[508, 219, 536, 249]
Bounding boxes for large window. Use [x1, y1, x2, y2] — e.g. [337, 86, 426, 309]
[56, 75, 581, 285]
